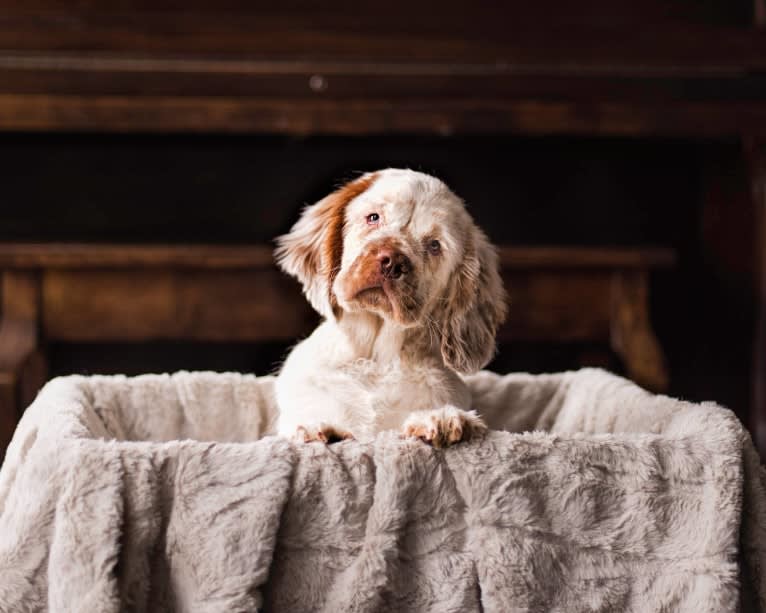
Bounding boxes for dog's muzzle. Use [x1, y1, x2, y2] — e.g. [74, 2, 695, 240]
[377, 248, 411, 281]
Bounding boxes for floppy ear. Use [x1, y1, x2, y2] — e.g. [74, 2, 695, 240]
[275, 173, 377, 319]
[440, 228, 507, 374]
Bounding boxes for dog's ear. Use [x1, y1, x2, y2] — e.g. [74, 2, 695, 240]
[439, 227, 507, 374]
[275, 173, 377, 319]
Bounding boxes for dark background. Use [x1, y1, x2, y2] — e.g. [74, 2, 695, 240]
[0, 0, 763, 446]
[0, 133, 754, 417]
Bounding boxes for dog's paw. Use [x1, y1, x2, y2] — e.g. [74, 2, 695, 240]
[294, 423, 355, 444]
[401, 407, 487, 449]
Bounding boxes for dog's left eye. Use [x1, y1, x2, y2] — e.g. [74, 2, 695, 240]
[366, 213, 380, 225]
[427, 239, 441, 255]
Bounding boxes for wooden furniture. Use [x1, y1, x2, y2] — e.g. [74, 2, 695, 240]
[0, 4, 764, 137]
[0, 242, 674, 458]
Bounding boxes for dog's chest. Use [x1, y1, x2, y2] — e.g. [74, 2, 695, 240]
[341, 360, 470, 430]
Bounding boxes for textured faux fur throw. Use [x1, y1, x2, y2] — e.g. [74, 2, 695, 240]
[1, 369, 765, 612]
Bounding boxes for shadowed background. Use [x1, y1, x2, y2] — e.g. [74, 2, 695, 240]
[0, 0, 763, 459]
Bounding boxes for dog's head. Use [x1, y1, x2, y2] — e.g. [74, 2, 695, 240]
[275, 169, 507, 373]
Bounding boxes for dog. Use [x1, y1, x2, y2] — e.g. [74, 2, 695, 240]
[274, 168, 506, 447]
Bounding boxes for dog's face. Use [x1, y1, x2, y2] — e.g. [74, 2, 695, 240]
[276, 169, 506, 373]
[335, 170, 472, 327]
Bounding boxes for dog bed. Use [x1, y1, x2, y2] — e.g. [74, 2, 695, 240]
[0, 369, 765, 612]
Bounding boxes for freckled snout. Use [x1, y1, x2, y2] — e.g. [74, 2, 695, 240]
[377, 248, 411, 280]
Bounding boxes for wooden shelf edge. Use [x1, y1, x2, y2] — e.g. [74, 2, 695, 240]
[498, 246, 676, 269]
[0, 95, 764, 138]
[0, 243, 676, 270]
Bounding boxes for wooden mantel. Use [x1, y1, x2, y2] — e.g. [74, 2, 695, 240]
[0, 242, 675, 460]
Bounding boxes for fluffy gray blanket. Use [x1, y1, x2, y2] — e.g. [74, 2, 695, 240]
[0, 369, 765, 612]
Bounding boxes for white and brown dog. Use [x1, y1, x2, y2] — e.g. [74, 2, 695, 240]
[275, 168, 506, 447]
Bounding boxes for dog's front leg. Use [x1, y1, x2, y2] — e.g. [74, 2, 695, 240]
[276, 379, 358, 444]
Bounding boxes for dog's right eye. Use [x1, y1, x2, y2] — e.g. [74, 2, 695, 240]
[366, 213, 380, 225]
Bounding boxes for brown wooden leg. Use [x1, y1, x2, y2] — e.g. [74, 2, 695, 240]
[610, 271, 670, 392]
[0, 271, 40, 462]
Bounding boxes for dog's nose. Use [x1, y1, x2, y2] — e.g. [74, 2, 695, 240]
[378, 248, 411, 280]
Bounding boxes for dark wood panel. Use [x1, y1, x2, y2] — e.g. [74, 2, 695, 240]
[0, 244, 276, 269]
[0, 6, 762, 136]
[0, 243, 675, 270]
[1, 62, 764, 103]
[498, 272, 613, 342]
[0, 14, 762, 65]
[33, 250, 664, 342]
[42, 269, 317, 341]
[2, 95, 766, 137]
[0, 11, 763, 136]
[39, 267, 624, 344]
[0, 1, 753, 27]
[41, 269, 614, 343]
[500, 247, 675, 269]
[0, 51, 762, 80]
[0, 133, 702, 248]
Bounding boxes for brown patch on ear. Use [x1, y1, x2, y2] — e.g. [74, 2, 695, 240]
[275, 172, 378, 318]
[323, 173, 378, 312]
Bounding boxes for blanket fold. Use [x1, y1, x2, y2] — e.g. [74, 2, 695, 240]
[0, 369, 764, 612]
